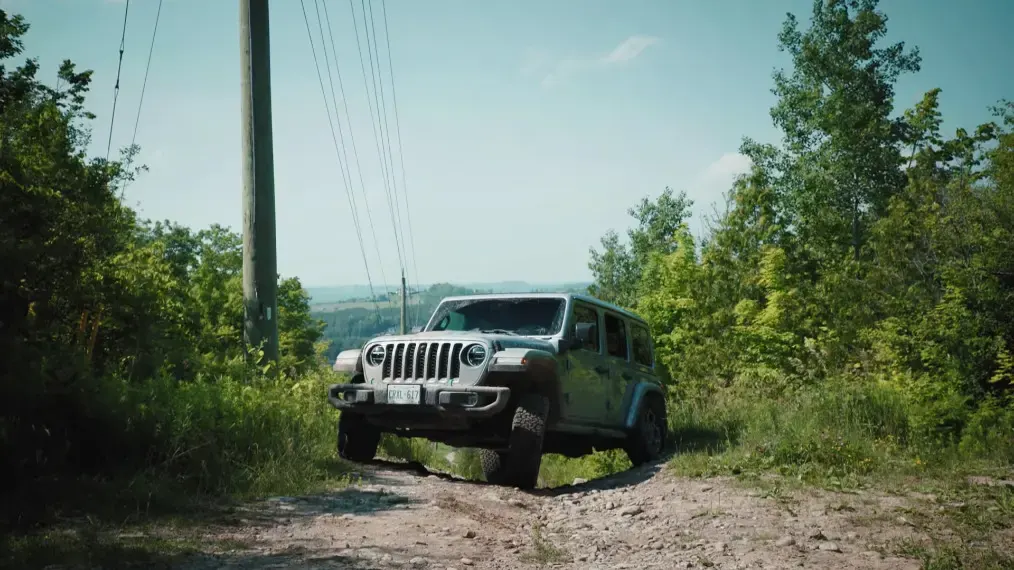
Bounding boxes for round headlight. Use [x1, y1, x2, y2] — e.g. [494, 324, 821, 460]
[463, 344, 487, 367]
[365, 344, 386, 367]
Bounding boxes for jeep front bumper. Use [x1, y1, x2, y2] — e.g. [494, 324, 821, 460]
[327, 383, 511, 417]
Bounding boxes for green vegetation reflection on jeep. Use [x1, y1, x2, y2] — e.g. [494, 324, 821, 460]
[327, 293, 668, 489]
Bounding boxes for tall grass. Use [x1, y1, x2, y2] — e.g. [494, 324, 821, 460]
[3, 368, 350, 530]
[667, 379, 1014, 486]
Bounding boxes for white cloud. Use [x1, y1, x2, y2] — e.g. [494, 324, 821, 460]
[699, 152, 753, 186]
[599, 35, 660, 65]
[531, 35, 661, 87]
[686, 152, 754, 238]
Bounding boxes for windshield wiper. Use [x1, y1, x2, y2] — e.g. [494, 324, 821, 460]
[478, 328, 520, 336]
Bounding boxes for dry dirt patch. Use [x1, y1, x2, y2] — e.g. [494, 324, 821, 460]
[163, 459, 952, 569]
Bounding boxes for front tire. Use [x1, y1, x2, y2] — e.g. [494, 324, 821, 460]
[624, 394, 667, 466]
[480, 393, 549, 489]
[337, 412, 381, 462]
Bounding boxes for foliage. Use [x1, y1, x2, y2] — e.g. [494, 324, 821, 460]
[0, 9, 331, 530]
[587, 0, 1013, 454]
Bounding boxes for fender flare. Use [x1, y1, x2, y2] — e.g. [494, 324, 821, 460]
[623, 381, 666, 431]
[489, 347, 562, 419]
[333, 348, 364, 376]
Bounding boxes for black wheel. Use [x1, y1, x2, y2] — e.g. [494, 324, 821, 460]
[337, 412, 381, 462]
[624, 395, 667, 466]
[480, 393, 549, 489]
[479, 448, 509, 485]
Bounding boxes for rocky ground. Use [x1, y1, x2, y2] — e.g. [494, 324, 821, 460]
[174, 457, 947, 570]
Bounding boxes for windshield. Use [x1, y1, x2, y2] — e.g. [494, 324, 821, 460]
[426, 297, 566, 336]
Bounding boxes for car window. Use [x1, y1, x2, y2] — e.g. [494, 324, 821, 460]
[631, 324, 653, 368]
[571, 303, 600, 353]
[604, 313, 628, 361]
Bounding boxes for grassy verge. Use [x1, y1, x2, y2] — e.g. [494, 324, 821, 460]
[665, 380, 1014, 569]
[1, 369, 354, 569]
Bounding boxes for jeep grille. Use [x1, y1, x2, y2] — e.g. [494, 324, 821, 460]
[379, 341, 465, 382]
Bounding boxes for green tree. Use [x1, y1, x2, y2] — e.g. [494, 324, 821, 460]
[589, 187, 693, 308]
[767, 0, 920, 261]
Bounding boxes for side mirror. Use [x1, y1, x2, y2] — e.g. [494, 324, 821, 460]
[572, 322, 596, 350]
[559, 336, 580, 353]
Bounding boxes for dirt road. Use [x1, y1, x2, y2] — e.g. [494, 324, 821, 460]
[173, 456, 942, 570]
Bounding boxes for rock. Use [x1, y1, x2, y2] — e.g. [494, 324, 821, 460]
[507, 498, 525, 508]
[809, 529, 827, 540]
[409, 557, 427, 567]
[775, 536, 796, 547]
[620, 505, 644, 517]
[573, 478, 589, 485]
[462, 529, 476, 539]
[606, 501, 617, 510]
[700, 485, 714, 492]
[460, 558, 474, 566]
[818, 542, 841, 553]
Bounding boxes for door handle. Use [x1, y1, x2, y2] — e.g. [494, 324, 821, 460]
[594, 365, 609, 375]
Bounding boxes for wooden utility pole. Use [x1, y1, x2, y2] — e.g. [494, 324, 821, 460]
[240, 0, 279, 363]
[400, 271, 408, 335]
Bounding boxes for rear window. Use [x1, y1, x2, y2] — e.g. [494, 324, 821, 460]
[631, 325, 653, 367]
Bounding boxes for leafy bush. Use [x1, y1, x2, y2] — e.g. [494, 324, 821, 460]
[0, 10, 333, 528]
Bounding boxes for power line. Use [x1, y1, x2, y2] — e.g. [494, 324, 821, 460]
[359, 0, 406, 275]
[299, 0, 380, 315]
[120, 0, 164, 200]
[351, 0, 406, 276]
[377, 0, 424, 325]
[311, 0, 357, 222]
[105, 0, 131, 162]
[319, 0, 391, 302]
[364, 0, 407, 271]
[364, 0, 420, 326]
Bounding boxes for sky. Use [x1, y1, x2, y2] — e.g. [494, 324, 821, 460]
[4, 0, 1012, 289]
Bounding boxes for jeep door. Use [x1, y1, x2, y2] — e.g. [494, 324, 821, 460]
[562, 301, 610, 423]
[602, 311, 634, 426]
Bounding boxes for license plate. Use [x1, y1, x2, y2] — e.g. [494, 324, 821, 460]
[387, 384, 422, 405]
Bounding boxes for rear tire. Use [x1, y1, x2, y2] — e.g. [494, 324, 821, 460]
[480, 393, 549, 489]
[337, 412, 381, 463]
[624, 394, 667, 466]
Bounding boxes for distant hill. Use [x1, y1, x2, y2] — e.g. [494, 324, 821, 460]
[306, 281, 592, 305]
